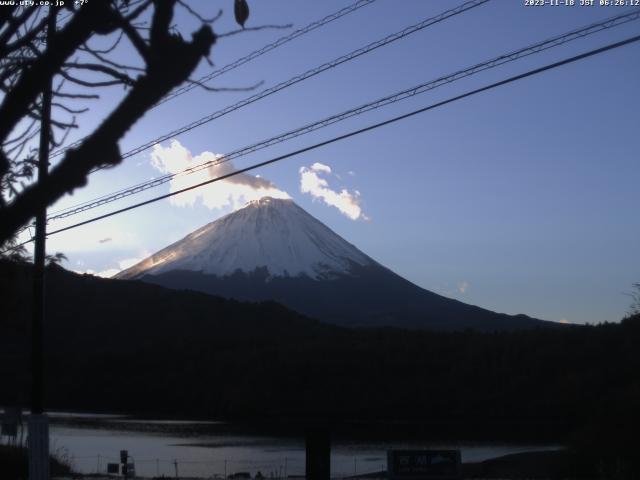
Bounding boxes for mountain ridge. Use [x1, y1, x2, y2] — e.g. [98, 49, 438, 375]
[117, 197, 556, 331]
[117, 197, 373, 281]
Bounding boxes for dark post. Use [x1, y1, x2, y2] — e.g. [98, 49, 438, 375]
[32, 7, 54, 417]
[28, 7, 55, 480]
[121, 450, 129, 479]
[305, 428, 330, 480]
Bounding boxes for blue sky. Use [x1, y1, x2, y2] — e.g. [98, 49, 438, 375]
[30, 0, 640, 324]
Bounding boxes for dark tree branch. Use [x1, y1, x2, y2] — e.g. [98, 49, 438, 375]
[7, 131, 38, 161]
[58, 69, 126, 88]
[114, 11, 151, 62]
[62, 62, 137, 86]
[53, 91, 100, 99]
[52, 102, 89, 115]
[79, 45, 145, 72]
[0, 1, 119, 143]
[178, 1, 223, 24]
[0, 6, 18, 33]
[149, 0, 175, 47]
[1, 14, 48, 57]
[81, 30, 125, 55]
[217, 23, 291, 39]
[25, 108, 77, 130]
[2, 118, 38, 147]
[51, 122, 73, 148]
[0, 6, 37, 53]
[124, 0, 154, 22]
[0, 14, 216, 244]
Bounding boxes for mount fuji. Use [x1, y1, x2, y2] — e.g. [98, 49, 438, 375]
[116, 197, 552, 331]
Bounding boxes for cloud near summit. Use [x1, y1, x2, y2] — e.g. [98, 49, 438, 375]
[151, 140, 289, 211]
[299, 162, 367, 221]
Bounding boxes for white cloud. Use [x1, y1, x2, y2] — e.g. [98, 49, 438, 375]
[151, 140, 289, 211]
[458, 280, 469, 294]
[92, 268, 120, 278]
[299, 162, 367, 221]
[77, 251, 150, 279]
[310, 162, 331, 174]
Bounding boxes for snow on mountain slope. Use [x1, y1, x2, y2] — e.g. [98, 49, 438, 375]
[117, 197, 374, 280]
[115, 197, 555, 331]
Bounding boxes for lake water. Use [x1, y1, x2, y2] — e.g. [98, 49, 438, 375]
[30, 414, 561, 478]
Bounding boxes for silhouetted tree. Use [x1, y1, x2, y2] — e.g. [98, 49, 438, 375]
[628, 282, 640, 316]
[0, 235, 28, 262]
[0, 0, 253, 247]
[44, 252, 67, 266]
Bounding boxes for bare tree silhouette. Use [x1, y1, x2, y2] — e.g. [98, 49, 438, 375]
[629, 282, 640, 317]
[0, 0, 251, 247]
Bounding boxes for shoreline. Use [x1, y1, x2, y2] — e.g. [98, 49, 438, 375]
[40, 411, 570, 444]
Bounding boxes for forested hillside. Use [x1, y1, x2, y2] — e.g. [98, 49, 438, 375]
[2, 259, 639, 473]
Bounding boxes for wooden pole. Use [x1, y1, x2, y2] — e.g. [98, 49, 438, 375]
[28, 9, 55, 480]
[305, 428, 330, 480]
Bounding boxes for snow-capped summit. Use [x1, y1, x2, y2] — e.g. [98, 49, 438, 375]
[117, 197, 374, 280]
[117, 196, 554, 331]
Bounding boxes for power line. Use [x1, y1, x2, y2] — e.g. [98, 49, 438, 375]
[158, 0, 377, 105]
[48, 0, 491, 172]
[48, 0, 378, 159]
[5, 32, 636, 254]
[44, 8, 640, 222]
[111, 0, 490, 160]
[45, 0, 493, 218]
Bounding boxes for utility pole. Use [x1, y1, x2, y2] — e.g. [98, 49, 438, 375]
[121, 450, 129, 480]
[28, 7, 55, 480]
[305, 428, 330, 480]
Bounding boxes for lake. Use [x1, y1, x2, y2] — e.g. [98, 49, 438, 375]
[32, 413, 561, 478]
